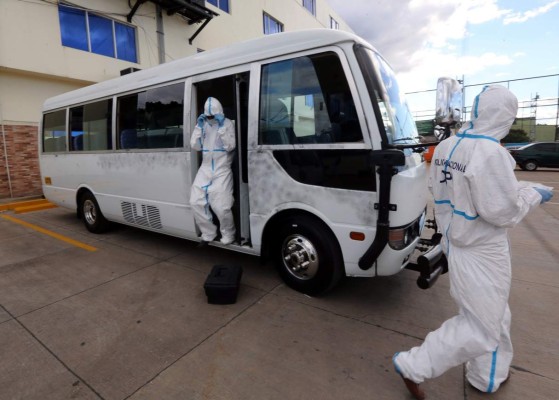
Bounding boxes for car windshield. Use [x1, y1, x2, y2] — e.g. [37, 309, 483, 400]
[362, 49, 419, 145]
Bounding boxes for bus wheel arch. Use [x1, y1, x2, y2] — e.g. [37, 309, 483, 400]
[77, 189, 111, 233]
[263, 210, 345, 296]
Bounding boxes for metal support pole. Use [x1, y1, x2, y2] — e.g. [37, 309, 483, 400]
[556, 76, 559, 141]
[188, 18, 211, 45]
[0, 104, 14, 198]
[156, 5, 165, 64]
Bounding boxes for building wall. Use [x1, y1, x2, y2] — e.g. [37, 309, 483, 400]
[511, 118, 557, 142]
[0, 125, 42, 198]
[0, 0, 352, 199]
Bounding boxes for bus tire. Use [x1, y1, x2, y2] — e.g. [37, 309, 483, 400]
[273, 215, 344, 296]
[80, 191, 110, 233]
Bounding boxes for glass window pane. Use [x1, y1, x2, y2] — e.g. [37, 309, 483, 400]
[43, 110, 67, 152]
[330, 16, 339, 30]
[71, 100, 113, 151]
[119, 84, 184, 150]
[69, 106, 84, 151]
[220, 0, 229, 13]
[207, 0, 218, 7]
[372, 52, 418, 144]
[118, 92, 145, 149]
[58, 5, 88, 51]
[84, 100, 113, 150]
[144, 83, 184, 148]
[115, 23, 137, 62]
[303, 0, 315, 15]
[259, 52, 363, 145]
[89, 14, 115, 57]
[263, 14, 282, 35]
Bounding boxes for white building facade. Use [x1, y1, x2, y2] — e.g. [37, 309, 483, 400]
[0, 0, 352, 198]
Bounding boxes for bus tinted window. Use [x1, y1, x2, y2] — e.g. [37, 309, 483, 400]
[70, 99, 113, 151]
[117, 82, 184, 150]
[259, 52, 363, 145]
[43, 110, 67, 152]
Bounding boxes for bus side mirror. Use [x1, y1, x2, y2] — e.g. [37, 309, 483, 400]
[435, 77, 462, 127]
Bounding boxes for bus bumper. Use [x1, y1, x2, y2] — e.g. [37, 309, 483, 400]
[406, 234, 448, 289]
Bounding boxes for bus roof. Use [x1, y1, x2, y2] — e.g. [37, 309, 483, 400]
[43, 29, 372, 112]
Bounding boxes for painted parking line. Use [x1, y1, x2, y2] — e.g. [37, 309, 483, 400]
[1, 214, 97, 252]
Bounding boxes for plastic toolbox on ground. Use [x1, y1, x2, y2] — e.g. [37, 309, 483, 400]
[204, 265, 243, 305]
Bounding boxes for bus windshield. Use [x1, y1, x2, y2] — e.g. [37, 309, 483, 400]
[361, 48, 419, 146]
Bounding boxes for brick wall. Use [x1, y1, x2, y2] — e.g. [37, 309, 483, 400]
[0, 124, 42, 199]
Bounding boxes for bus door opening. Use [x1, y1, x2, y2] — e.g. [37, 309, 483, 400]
[193, 72, 250, 246]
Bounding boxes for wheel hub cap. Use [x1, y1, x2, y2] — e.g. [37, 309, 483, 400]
[282, 235, 319, 280]
[83, 199, 97, 225]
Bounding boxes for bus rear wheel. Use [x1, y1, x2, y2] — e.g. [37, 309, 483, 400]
[273, 215, 343, 296]
[80, 192, 110, 233]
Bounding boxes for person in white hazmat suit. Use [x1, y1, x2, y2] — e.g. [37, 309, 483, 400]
[393, 85, 554, 400]
[190, 97, 236, 245]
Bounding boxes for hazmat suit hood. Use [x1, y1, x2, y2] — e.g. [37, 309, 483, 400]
[458, 85, 518, 141]
[204, 97, 224, 116]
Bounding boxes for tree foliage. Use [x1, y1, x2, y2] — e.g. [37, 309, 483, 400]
[502, 129, 531, 143]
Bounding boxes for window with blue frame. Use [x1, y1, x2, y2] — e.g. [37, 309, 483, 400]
[207, 0, 229, 13]
[263, 13, 283, 35]
[58, 5, 137, 63]
[303, 0, 315, 15]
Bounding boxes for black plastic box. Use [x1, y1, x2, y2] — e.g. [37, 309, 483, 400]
[204, 265, 243, 305]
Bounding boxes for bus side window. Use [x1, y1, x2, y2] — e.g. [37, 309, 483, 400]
[259, 52, 363, 145]
[117, 83, 184, 150]
[43, 110, 67, 153]
[69, 99, 113, 151]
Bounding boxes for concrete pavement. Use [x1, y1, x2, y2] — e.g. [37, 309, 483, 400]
[0, 169, 558, 400]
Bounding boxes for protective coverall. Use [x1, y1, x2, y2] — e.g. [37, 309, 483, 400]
[394, 85, 553, 394]
[190, 97, 236, 244]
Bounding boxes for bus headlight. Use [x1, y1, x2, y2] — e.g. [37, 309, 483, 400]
[388, 216, 421, 250]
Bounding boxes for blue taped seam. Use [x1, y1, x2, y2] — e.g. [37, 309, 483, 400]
[487, 347, 499, 393]
[434, 199, 451, 205]
[453, 209, 479, 220]
[434, 199, 479, 220]
[392, 352, 402, 375]
[473, 86, 489, 119]
[456, 133, 499, 143]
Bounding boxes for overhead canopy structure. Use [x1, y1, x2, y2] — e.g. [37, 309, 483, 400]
[127, 0, 219, 44]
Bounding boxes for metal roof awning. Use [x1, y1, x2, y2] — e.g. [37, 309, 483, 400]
[127, 0, 219, 44]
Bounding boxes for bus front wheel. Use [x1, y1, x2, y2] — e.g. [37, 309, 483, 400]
[80, 192, 110, 233]
[273, 215, 344, 296]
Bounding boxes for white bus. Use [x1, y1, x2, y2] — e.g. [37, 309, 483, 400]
[40, 29, 446, 295]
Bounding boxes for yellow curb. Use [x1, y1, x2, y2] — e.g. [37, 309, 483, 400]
[0, 199, 52, 212]
[1, 214, 97, 252]
[14, 203, 58, 214]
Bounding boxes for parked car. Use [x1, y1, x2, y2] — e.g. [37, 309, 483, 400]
[509, 142, 559, 171]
